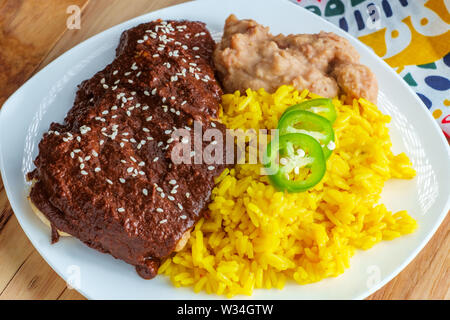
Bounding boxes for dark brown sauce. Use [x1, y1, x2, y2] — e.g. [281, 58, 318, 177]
[28, 20, 228, 278]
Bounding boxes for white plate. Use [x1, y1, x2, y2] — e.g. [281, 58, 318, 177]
[0, 0, 449, 300]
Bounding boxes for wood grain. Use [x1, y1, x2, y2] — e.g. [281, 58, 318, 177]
[0, 0, 89, 106]
[0, 175, 13, 231]
[0, 250, 67, 300]
[0, 0, 448, 300]
[368, 214, 449, 300]
[0, 215, 34, 293]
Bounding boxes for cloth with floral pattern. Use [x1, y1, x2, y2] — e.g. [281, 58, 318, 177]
[291, 0, 450, 138]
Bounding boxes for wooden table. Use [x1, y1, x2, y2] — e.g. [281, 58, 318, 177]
[0, 0, 448, 300]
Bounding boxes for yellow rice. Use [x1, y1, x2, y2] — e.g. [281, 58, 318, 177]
[159, 85, 417, 297]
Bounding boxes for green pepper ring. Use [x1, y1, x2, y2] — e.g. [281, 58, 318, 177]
[280, 98, 337, 124]
[277, 110, 335, 159]
[264, 133, 326, 193]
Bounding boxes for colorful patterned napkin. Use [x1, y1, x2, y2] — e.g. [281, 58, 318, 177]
[291, 0, 450, 138]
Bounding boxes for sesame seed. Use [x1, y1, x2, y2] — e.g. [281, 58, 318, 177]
[138, 161, 145, 166]
[153, 157, 159, 162]
[156, 208, 164, 213]
[144, 90, 150, 96]
[327, 141, 336, 151]
[81, 170, 88, 175]
[159, 219, 167, 224]
[80, 163, 85, 169]
[94, 167, 101, 172]
[297, 149, 306, 157]
[106, 179, 113, 185]
[146, 116, 152, 121]
[180, 215, 187, 220]
[142, 188, 148, 196]
[80, 125, 91, 134]
[127, 167, 133, 173]
[168, 195, 175, 201]
[177, 203, 183, 210]
[119, 178, 126, 183]
[208, 166, 215, 171]
[169, 179, 177, 185]
[151, 88, 157, 95]
[117, 207, 125, 213]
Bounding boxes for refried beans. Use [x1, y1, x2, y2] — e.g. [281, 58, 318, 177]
[214, 15, 378, 102]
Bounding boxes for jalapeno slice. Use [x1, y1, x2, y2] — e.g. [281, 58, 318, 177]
[281, 98, 336, 124]
[264, 133, 326, 193]
[277, 110, 335, 159]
